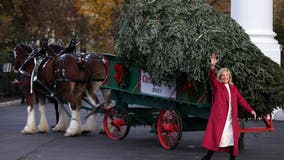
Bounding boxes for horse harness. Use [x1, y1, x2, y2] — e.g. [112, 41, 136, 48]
[55, 53, 109, 84]
[18, 47, 45, 93]
[55, 53, 87, 83]
[85, 53, 109, 83]
[18, 49, 109, 98]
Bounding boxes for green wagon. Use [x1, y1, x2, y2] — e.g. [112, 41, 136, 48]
[97, 53, 274, 150]
[97, 54, 211, 150]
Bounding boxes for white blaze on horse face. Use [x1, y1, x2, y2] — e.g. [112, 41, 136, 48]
[13, 48, 17, 59]
[53, 105, 68, 132]
[38, 100, 49, 133]
[65, 104, 81, 136]
[21, 106, 36, 134]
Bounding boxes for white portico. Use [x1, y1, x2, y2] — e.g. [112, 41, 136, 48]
[231, 0, 282, 64]
[231, 0, 284, 120]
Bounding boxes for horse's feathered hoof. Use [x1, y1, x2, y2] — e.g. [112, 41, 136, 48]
[37, 129, 49, 133]
[52, 125, 67, 132]
[64, 128, 81, 136]
[64, 125, 81, 136]
[52, 128, 66, 132]
[21, 128, 36, 134]
[38, 126, 49, 133]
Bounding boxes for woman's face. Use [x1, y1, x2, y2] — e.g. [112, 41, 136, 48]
[220, 71, 230, 84]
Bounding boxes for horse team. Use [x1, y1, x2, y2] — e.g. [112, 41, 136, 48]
[11, 36, 111, 136]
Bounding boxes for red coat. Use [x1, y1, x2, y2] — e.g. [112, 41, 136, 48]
[201, 68, 254, 156]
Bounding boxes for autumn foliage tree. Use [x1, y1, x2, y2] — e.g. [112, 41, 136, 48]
[0, 0, 90, 51]
[76, 0, 124, 52]
[0, 1, 15, 51]
[205, 0, 230, 14]
[15, 0, 89, 44]
[1, 0, 283, 55]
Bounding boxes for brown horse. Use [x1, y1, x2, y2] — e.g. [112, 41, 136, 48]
[47, 44, 111, 133]
[12, 43, 110, 136]
[81, 52, 111, 132]
[12, 43, 51, 134]
[47, 43, 111, 108]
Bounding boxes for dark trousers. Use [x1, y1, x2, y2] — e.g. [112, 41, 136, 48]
[202, 146, 235, 160]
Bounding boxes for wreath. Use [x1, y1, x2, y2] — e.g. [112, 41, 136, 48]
[113, 63, 129, 88]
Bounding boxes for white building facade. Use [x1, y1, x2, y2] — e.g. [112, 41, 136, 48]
[231, 0, 284, 120]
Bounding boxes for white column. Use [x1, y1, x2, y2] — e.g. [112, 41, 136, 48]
[231, 0, 284, 121]
[231, 0, 282, 65]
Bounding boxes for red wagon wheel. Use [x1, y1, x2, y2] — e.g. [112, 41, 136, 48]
[157, 107, 182, 150]
[103, 107, 130, 140]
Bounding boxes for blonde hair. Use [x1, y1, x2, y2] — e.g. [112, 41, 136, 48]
[217, 68, 233, 84]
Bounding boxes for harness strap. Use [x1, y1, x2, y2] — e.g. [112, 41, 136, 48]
[56, 78, 88, 83]
[55, 54, 89, 84]
[102, 57, 110, 85]
[19, 69, 31, 78]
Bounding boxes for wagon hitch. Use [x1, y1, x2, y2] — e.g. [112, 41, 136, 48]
[84, 102, 109, 119]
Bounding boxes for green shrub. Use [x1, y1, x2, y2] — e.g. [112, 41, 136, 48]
[0, 51, 21, 97]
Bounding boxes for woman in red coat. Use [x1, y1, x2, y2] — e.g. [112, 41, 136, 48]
[201, 53, 256, 160]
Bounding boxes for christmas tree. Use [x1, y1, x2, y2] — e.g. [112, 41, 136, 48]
[114, 0, 284, 117]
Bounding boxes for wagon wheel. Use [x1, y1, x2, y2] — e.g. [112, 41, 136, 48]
[103, 107, 130, 140]
[157, 107, 182, 150]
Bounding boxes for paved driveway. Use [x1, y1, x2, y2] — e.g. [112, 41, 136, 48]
[0, 103, 283, 160]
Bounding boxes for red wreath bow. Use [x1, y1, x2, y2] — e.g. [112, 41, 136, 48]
[113, 64, 124, 83]
[182, 79, 192, 92]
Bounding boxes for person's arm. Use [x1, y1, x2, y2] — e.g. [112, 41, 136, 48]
[209, 53, 218, 89]
[237, 89, 257, 119]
